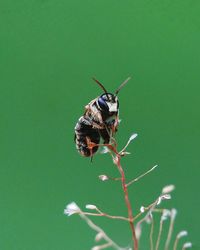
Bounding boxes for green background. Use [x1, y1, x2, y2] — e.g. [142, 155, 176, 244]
[0, 1, 199, 249]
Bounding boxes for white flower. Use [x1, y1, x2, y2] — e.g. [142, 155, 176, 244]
[162, 184, 175, 194]
[140, 206, 145, 213]
[99, 175, 109, 181]
[126, 133, 138, 148]
[85, 204, 97, 210]
[161, 209, 171, 221]
[183, 242, 192, 249]
[64, 202, 80, 216]
[119, 133, 138, 154]
[129, 133, 138, 141]
[120, 151, 131, 156]
[177, 230, 188, 239]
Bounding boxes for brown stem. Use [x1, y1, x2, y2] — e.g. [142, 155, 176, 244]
[115, 154, 138, 250]
[88, 142, 138, 249]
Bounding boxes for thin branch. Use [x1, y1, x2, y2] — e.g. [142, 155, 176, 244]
[173, 236, 179, 250]
[87, 140, 138, 249]
[150, 216, 154, 250]
[164, 209, 177, 250]
[81, 211, 130, 222]
[79, 211, 125, 250]
[173, 231, 188, 250]
[92, 242, 113, 249]
[155, 217, 164, 250]
[119, 133, 138, 154]
[114, 153, 138, 250]
[127, 165, 158, 187]
[134, 198, 160, 223]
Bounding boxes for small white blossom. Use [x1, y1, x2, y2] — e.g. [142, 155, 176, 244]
[120, 151, 131, 156]
[64, 202, 80, 216]
[183, 242, 192, 249]
[162, 184, 175, 194]
[99, 175, 109, 181]
[85, 204, 97, 210]
[119, 133, 138, 154]
[161, 209, 171, 221]
[129, 133, 138, 141]
[125, 133, 138, 149]
[177, 230, 188, 239]
[140, 206, 145, 213]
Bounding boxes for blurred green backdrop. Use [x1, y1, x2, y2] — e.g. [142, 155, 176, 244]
[0, 1, 199, 249]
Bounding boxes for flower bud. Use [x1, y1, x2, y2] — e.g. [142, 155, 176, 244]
[177, 230, 188, 239]
[140, 206, 145, 213]
[85, 204, 97, 210]
[183, 242, 192, 249]
[99, 175, 109, 181]
[162, 184, 175, 194]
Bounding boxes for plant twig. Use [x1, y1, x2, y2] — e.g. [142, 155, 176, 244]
[127, 165, 158, 187]
[155, 216, 164, 250]
[164, 209, 177, 250]
[79, 211, 124, 250]
[173, 231, 188, 250]
[81, 211, 130, 222]
[112, 151, 138, 250]
[150, 216, 154, 250]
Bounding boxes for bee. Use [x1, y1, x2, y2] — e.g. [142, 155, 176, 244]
[74, 77, 130, 159]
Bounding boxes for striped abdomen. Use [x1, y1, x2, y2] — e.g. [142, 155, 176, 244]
[74, 116, 100, 157]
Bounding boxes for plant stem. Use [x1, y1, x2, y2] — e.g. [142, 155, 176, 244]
[155, 217, 164, 250]
[81, 211, 130, 221]
[164, 211, 175, 250]
[150, 216, 154, 250]
[115, 154, 138, 250]
[79, 211, 123, 250]
[126, 165, 158, 187]
[173, 236, 179, 250]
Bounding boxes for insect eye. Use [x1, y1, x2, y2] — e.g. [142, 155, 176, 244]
[98, 97, 109, 111]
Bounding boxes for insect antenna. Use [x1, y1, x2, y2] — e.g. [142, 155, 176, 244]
[92, 77, 110, 99]
[115, 77, 131, 95]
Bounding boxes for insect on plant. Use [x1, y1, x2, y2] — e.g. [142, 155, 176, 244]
[68, 77, 192, 250]
[74, 77, 131, 160]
